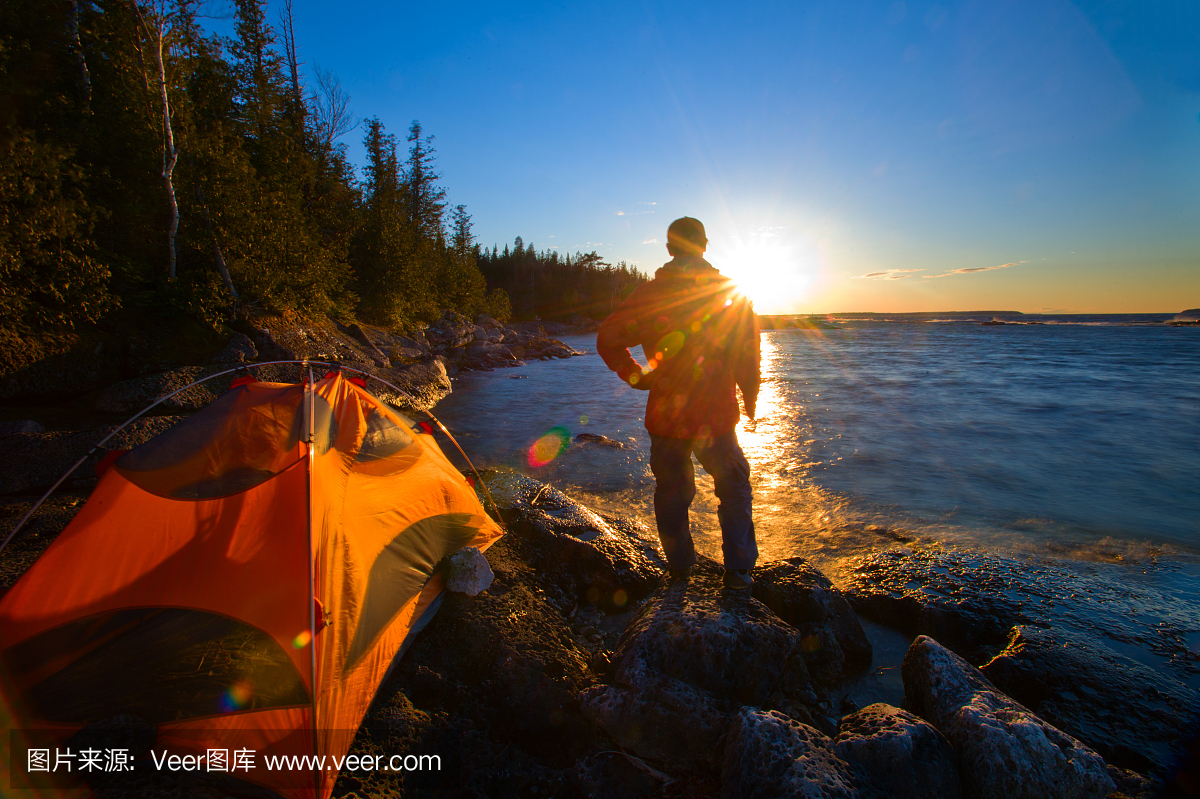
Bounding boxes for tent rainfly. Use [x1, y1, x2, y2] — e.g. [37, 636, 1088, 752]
[0, 369, 503, 798]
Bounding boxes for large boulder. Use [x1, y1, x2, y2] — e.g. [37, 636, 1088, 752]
[486, 472, 662, 612]
[753, 558, 872, 684]
[424, 310, 477, 353]
[244, 314, 388, 366]
[980, 625, 1200, 774]
[370, 359, 452, 412]
[205, 333, 258, 364]
[95, 366, 231, 414]
[843, 548, 1200, 686]
[834, 703, 961, 799]
[580, 564, 816, 771]
[902, 635, 1115, 799]
[721, 708, 869, 799]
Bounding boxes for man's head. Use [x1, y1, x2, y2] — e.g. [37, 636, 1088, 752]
[667, 217, 707, 257]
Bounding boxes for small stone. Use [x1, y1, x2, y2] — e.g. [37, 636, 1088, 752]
[445, 547, 495, 596]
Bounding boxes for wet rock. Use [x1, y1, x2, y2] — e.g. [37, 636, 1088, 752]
[205, 333, 257, 364]
[0, 417, 187, 495]
[980, 625, 1199, 773]
[0, 420, 44, 435]
[843, 548, 1200, 682]
[833, 703, 961, 799]
[902, 635, 1115, 799]
[512, 337, 585, 360]
[754, 558, 872, 684]
[574, 433, 626, 449]
[94, 366, 230, 414]
[843, 549, 1028, 662]
[721, 708, 868, 799]
[445, 546, 495, 596]
[1106, 764, 1156, 799]
[463, 339, 518, 369]
[574, 751, 662, 799]
[581, 564, 814, 771]
[485, 472, 661, 612]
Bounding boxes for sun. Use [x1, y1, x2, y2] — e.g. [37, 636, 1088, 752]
[712, 236, 811, 314]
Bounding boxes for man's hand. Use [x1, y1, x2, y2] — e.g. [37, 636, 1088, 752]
[744, 401, 756, 421]
[625, 368, 656, 391]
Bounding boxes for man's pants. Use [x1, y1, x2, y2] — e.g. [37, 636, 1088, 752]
[649, 430, 758, 572]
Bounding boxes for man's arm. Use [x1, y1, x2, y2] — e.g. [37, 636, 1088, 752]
[731, 298, 761, 419]
[597, 286, 654, 389]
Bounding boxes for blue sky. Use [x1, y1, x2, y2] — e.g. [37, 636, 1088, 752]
[209, 1, 1199, 313]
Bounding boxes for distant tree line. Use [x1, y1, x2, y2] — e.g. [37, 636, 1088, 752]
[0, 0, 516, 356]
[477, 238, 645, 321]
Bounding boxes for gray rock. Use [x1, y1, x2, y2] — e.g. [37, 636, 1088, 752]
[579, 564, 817, 770]
[246, 314, 387, 365]
[424, 311, 476, 353]
[0, 417, 188, 495]
[980, 625, 1199, 773]
[485, 472, 661, 612]
[574, 433, 626, 449]
[445, 547, 495, 596]
[840, 547, 1200, 681]
[579, 678, 730, 772]
[206, 333, 258, 364]
[834, 703, 961, 799]
[574, 751, 662, 799]
[721, 708, 867, 799]
[902, 635, 1115, 799]
[95, 366, 230, 414]
[754, 558, 872, 684]
[475, 314, 504, 329]
[370, 359, 452, 412]
[0, 420, 44, 435]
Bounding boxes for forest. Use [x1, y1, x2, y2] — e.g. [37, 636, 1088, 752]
[0, 0, 644, 369]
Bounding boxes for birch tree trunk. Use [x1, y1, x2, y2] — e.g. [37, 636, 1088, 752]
[134, 2, 179, 280]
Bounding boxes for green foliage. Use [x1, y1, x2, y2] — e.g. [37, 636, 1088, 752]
[0, 132, 115, 335]
[0, 0, 529, 354]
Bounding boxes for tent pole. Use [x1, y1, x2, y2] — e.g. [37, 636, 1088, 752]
[304, 363, 321, 799]
[0, 359, 504, 553]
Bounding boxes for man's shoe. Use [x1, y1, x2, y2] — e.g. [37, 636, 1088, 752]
[668, 566, 692, 582]
[723, 569, 753, 590]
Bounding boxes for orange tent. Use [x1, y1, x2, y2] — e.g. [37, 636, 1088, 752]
[0, 371, 503, 797]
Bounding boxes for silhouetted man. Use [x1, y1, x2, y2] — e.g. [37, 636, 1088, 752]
[597, 217, 760, 589]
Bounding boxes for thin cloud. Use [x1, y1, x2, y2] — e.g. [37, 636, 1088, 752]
[853, 269, 924, 280]
[923, 262, 1021, 279]
[643, 237, 660, 244]
[616, 211, 626, 216]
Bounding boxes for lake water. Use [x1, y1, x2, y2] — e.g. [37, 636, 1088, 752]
[433, 316, 1200, 578]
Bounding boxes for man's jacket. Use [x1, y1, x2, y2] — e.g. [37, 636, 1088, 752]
[597, 256, 760, 439]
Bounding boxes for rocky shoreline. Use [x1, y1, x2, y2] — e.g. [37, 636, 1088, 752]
[1, 313, 1198, 798]
[1, 468, 1197, 798]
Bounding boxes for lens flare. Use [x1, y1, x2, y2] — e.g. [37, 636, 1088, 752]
[527, 426, 571, 468]
[219, 680, 253, 712]
[292, 629, 313, 649]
